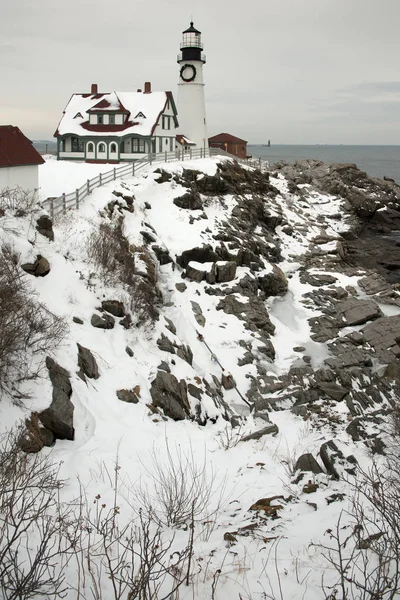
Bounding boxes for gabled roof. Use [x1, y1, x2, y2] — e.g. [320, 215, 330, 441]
[55, 90, 177, 138]
[176, 134, 196, 146]
[209, 132, 248, 144]
[0, 125, 45, 168]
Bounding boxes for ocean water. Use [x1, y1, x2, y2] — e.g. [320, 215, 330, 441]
[248, 145, 400, 183]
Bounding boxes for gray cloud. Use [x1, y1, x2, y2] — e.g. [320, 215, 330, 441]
[1, 0, 400, 143]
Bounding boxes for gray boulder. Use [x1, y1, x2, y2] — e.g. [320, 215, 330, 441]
[91, 313, 115, 329]
[116, 389, 139, 404]
[258, 264, 288, 297]
[36, 215, 54, 241]
[241, 424, 279, 441]
[337, 298, 382, 327]
[101, 300, 125, 317]
[185, 263, 207, 282]
[318, 381, 349, 402]
[216, 261, 237, 283]
[77, 343, 100, 379]
[294, 453, 323, 475]
[150, 370, 191, 421]
[173, 190, 203, 210]
[39, 357, 74, 440]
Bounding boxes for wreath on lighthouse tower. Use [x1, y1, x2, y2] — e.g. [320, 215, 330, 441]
[180, 64, 197, 82]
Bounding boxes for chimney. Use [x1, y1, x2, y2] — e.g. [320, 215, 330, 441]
[144, 81, 152, 94]
[91, 83, 98, 94]
[137, 88, 142, 92]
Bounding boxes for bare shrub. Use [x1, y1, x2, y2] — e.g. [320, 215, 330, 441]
[135, 441, 226, 530]
[0, 188, 39, 216]
[87, 219, 159, 324]
[0, 428, 71, 599]
[0, 244, 67, 397]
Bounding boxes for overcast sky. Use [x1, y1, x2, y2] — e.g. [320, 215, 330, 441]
[1, 0, 400, 144]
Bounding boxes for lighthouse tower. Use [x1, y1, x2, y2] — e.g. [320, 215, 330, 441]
[177, 22, 208, 150]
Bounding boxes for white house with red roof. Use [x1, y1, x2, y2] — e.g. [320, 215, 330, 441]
[54, 82, 179, 163]
[0, 125, 45, 193]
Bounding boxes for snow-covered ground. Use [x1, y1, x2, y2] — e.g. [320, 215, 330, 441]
[0, 156, 391, 599]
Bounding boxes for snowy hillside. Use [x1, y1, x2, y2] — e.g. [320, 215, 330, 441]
[1, 156, 400, 599]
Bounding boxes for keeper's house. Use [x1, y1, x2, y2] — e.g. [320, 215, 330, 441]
[208, 133, 248, 160]
[54, 83, 178, 163]
[0, 125, 44, 193]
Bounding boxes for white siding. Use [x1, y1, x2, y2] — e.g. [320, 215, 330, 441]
[0, 165, 39, 193]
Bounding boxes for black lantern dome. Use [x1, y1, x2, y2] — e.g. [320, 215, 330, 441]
[177, 22, 206, 64]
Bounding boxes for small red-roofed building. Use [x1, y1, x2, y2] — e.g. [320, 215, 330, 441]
[0, 125, 45, 194]
[208, 133, 248, 159]
[54, 83, 179, 163]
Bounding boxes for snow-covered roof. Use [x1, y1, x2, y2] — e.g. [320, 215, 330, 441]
[55, 90, 176, 138]
[176, 134, 196, 146]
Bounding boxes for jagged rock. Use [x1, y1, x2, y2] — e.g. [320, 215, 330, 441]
[303, 482, 319, 494]
[19, 413, 55, 453]
[150, 370, 190, 421]
[101, 300, 125, 317]
[253, 412, 271, 423]
[157, 334, 176, 354]
[141, 230, 157, 244]
[302, 273, 337, 287]
[216, 261, 237, 283]
[382, 362, 400, 380]
[188, 383, 202, 400]
[318, 382, 349, 402]
[185, 263, 207, 282]
[358, 273, 393, 295]
[73, 316, 83, 324]
[125, 346, 134, 357]
[362, 316, 400, 362]
[22, 255, 50, 277]
[173, 190, 203, 210]
[291, 404, 309, 417]
[241, 424, 279, 441]
[177, 245, 219, 268]
[175, 282, 187, 292]
[294, 453, 323, 475]
[191, 301, 206, 326]
[36, 215, 54, 241]
[258, 265, 288, 297]
[153, 168, 172, 184]
[177, 344, 193, 366]
[77, 344, 99, 379]
[158, 361, 171, 373]
[120, 314, 132, 329]
[165, 317, 177, 335]
[116, 389, 139, 404]
[337, 298, 382, 327]
[217, 294, 275, 336]
[91, 313, 115, 329]
[319, 440, 357, 479]
[152, 245, 173, 265]
[39, 357, 74, 440]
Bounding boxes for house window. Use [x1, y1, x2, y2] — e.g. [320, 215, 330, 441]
[162, 116, 171, 130]
[109, 114, 115, 125]
[159, 137, 163, 152]
[71, 137, 84, 152]
[87, 142, 94, 152]
[110, 143, 117, 153]
[98, 143, 106, 153]
[98, 115, 103, 124]
[132, 138, 145, 153]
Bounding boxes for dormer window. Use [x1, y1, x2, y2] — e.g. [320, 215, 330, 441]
[109, 114, 115, 125]
[97, 115, 103, 124]
[162, 115, 171, 130]
[74, 112, 83, 119]
[135, 112, 146, 119]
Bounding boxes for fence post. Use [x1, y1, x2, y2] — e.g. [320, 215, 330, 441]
[190, 147, 192, 159]
[165, 151, 167, 162]
[149, 152, 152, 165]
[76, 189, 79, 209]
[99, 173, 102, 186]
[113, 168, 116, 180]
[200, 148, 203, 159]
[87, 179, 90, 195]
[62, 193, 66, 214]
[132, 161, 135, 175]
[50, 198, 54, 220]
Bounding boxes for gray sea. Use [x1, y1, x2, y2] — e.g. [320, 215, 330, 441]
[249, 145, 400, 184]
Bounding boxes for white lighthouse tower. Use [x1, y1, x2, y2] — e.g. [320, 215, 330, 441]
[177, 22, 208, 151]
